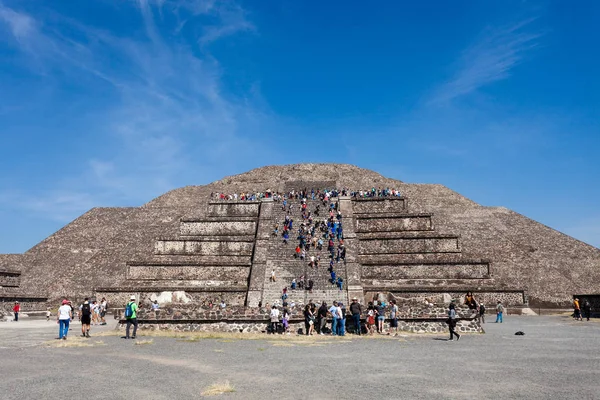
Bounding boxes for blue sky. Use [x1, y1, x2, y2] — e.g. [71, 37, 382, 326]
[0, 0, 599, 252]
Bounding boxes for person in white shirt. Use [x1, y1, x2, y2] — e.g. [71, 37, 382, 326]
[329, 301, 340, 335]
[269, 305, 280, 334]
[57, 299, 73, 340]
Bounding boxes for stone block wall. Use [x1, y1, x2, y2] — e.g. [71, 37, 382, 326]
[179, 220, 257, 236]
[356, 215, 433, 232]
[366, 290, 525, 306]
[353, 198, 406, 214]
[359, 237, 460, 254]
[0, 274, 20, 287]
[361, 263, 490, 280]
[154, 240, 254, 256]
[207, 202, 260, 217]
[127, 265, 250, 282]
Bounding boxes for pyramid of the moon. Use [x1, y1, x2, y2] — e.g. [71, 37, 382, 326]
[1, 163, 598, 312]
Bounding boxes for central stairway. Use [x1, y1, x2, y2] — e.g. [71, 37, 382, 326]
[261, 197, 349, 306]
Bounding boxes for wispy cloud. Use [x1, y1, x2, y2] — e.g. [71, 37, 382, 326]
[430, 19, 541, 105]
[0, 3, 35, 44]
[0, 0, 270, 218]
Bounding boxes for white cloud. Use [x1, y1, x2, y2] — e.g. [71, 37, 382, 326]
[0, 0, 271, 218]
[430, 19, 541, 105]
[0, 3, 35, 44]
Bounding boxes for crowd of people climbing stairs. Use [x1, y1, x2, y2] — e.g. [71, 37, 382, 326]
[272, 189, 348, 298]
[210, 186, 403, 202]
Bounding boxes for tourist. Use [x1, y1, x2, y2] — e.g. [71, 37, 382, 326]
[375, 301, 386, 334]
[79, 298, 92, 338]
[271, 269, 276, 282]
[100, 297, 108, 325]
[152, 300, 160, 318]
[91, 300, 100, 325]
[389, 300, 398, 336]
[282, 307, 290, 335]
[478, 303, 486, 324]
[329, 301, 340, 336]
[366, 303, 375, 335]
[307, 279, 314, 293]
[447, 302, 461, 341]
[124, 295, 139, 339]
[12, 301, 19, 322]
[270, 305, 280, 334]
[573, 298, 582, 321]
[495, 301, 504, 323]
[57, 299, 72, 340]
[336, 277, 343, 291]
[582, 299, 592, 321]
[318, 301, 328, 335]
[350, 297, 362, 335]
[464, 292, 477, 310]
[338, 302, 346, 336]
[304, 304, 315, 335]
[291, 278, 296, 290]
[46, 308, 51, 322]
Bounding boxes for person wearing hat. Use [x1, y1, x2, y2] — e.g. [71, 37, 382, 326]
[350, 297, 362, 335]
[123, 295, 139, 339]
[12, 301, 20, 322]
[57, 299, 73, 340]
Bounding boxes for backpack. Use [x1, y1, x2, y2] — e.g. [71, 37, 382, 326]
[124, 302, 134, 318]
[81, 303, 91, 317]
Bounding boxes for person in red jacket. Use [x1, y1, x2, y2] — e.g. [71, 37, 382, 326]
[12, 301, 20, 322]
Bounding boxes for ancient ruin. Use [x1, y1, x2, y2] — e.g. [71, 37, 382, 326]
[1, 164, 598, 330]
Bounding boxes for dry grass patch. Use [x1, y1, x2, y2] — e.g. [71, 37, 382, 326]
[135, 339, 154, 346]
[46, 337, 106, 348]
[271, 342, 295, 347]
[201, 381, 235, 396]
[213, 349, 224, 353]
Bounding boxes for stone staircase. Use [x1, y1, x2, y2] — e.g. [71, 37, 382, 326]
[261, 198, 349, 306]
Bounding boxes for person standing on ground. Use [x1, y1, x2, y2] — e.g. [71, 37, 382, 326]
[350, 297, 362, 335]
[12, 301, 20, 322]
[582, 299, 592, 321]
[389, 300, 399, 336]
[124, 295, 139, 339]
[318, 302, 328, 335]
[269, 305, 280, 334]
[573, 298, 582, 321]
[329, 301, 340, 336]
[447, 302, 460, 341]
[478, 303, 486, 324]
[338, 302, 346, 336]
[79, 298, 92, 338]
[100, 298, 108, 325]
[304, 304, 315, 335]
[495, 301, 504, 323]
[57, 299, 72, 340]
[375, 301, 386, 334]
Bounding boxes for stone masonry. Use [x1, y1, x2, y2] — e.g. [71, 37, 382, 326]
[1, 164, 599, 327]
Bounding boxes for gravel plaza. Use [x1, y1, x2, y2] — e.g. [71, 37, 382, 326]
[0, 315, 598, 400]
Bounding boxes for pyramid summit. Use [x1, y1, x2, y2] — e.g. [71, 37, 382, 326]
[1, 163, 598, 319]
